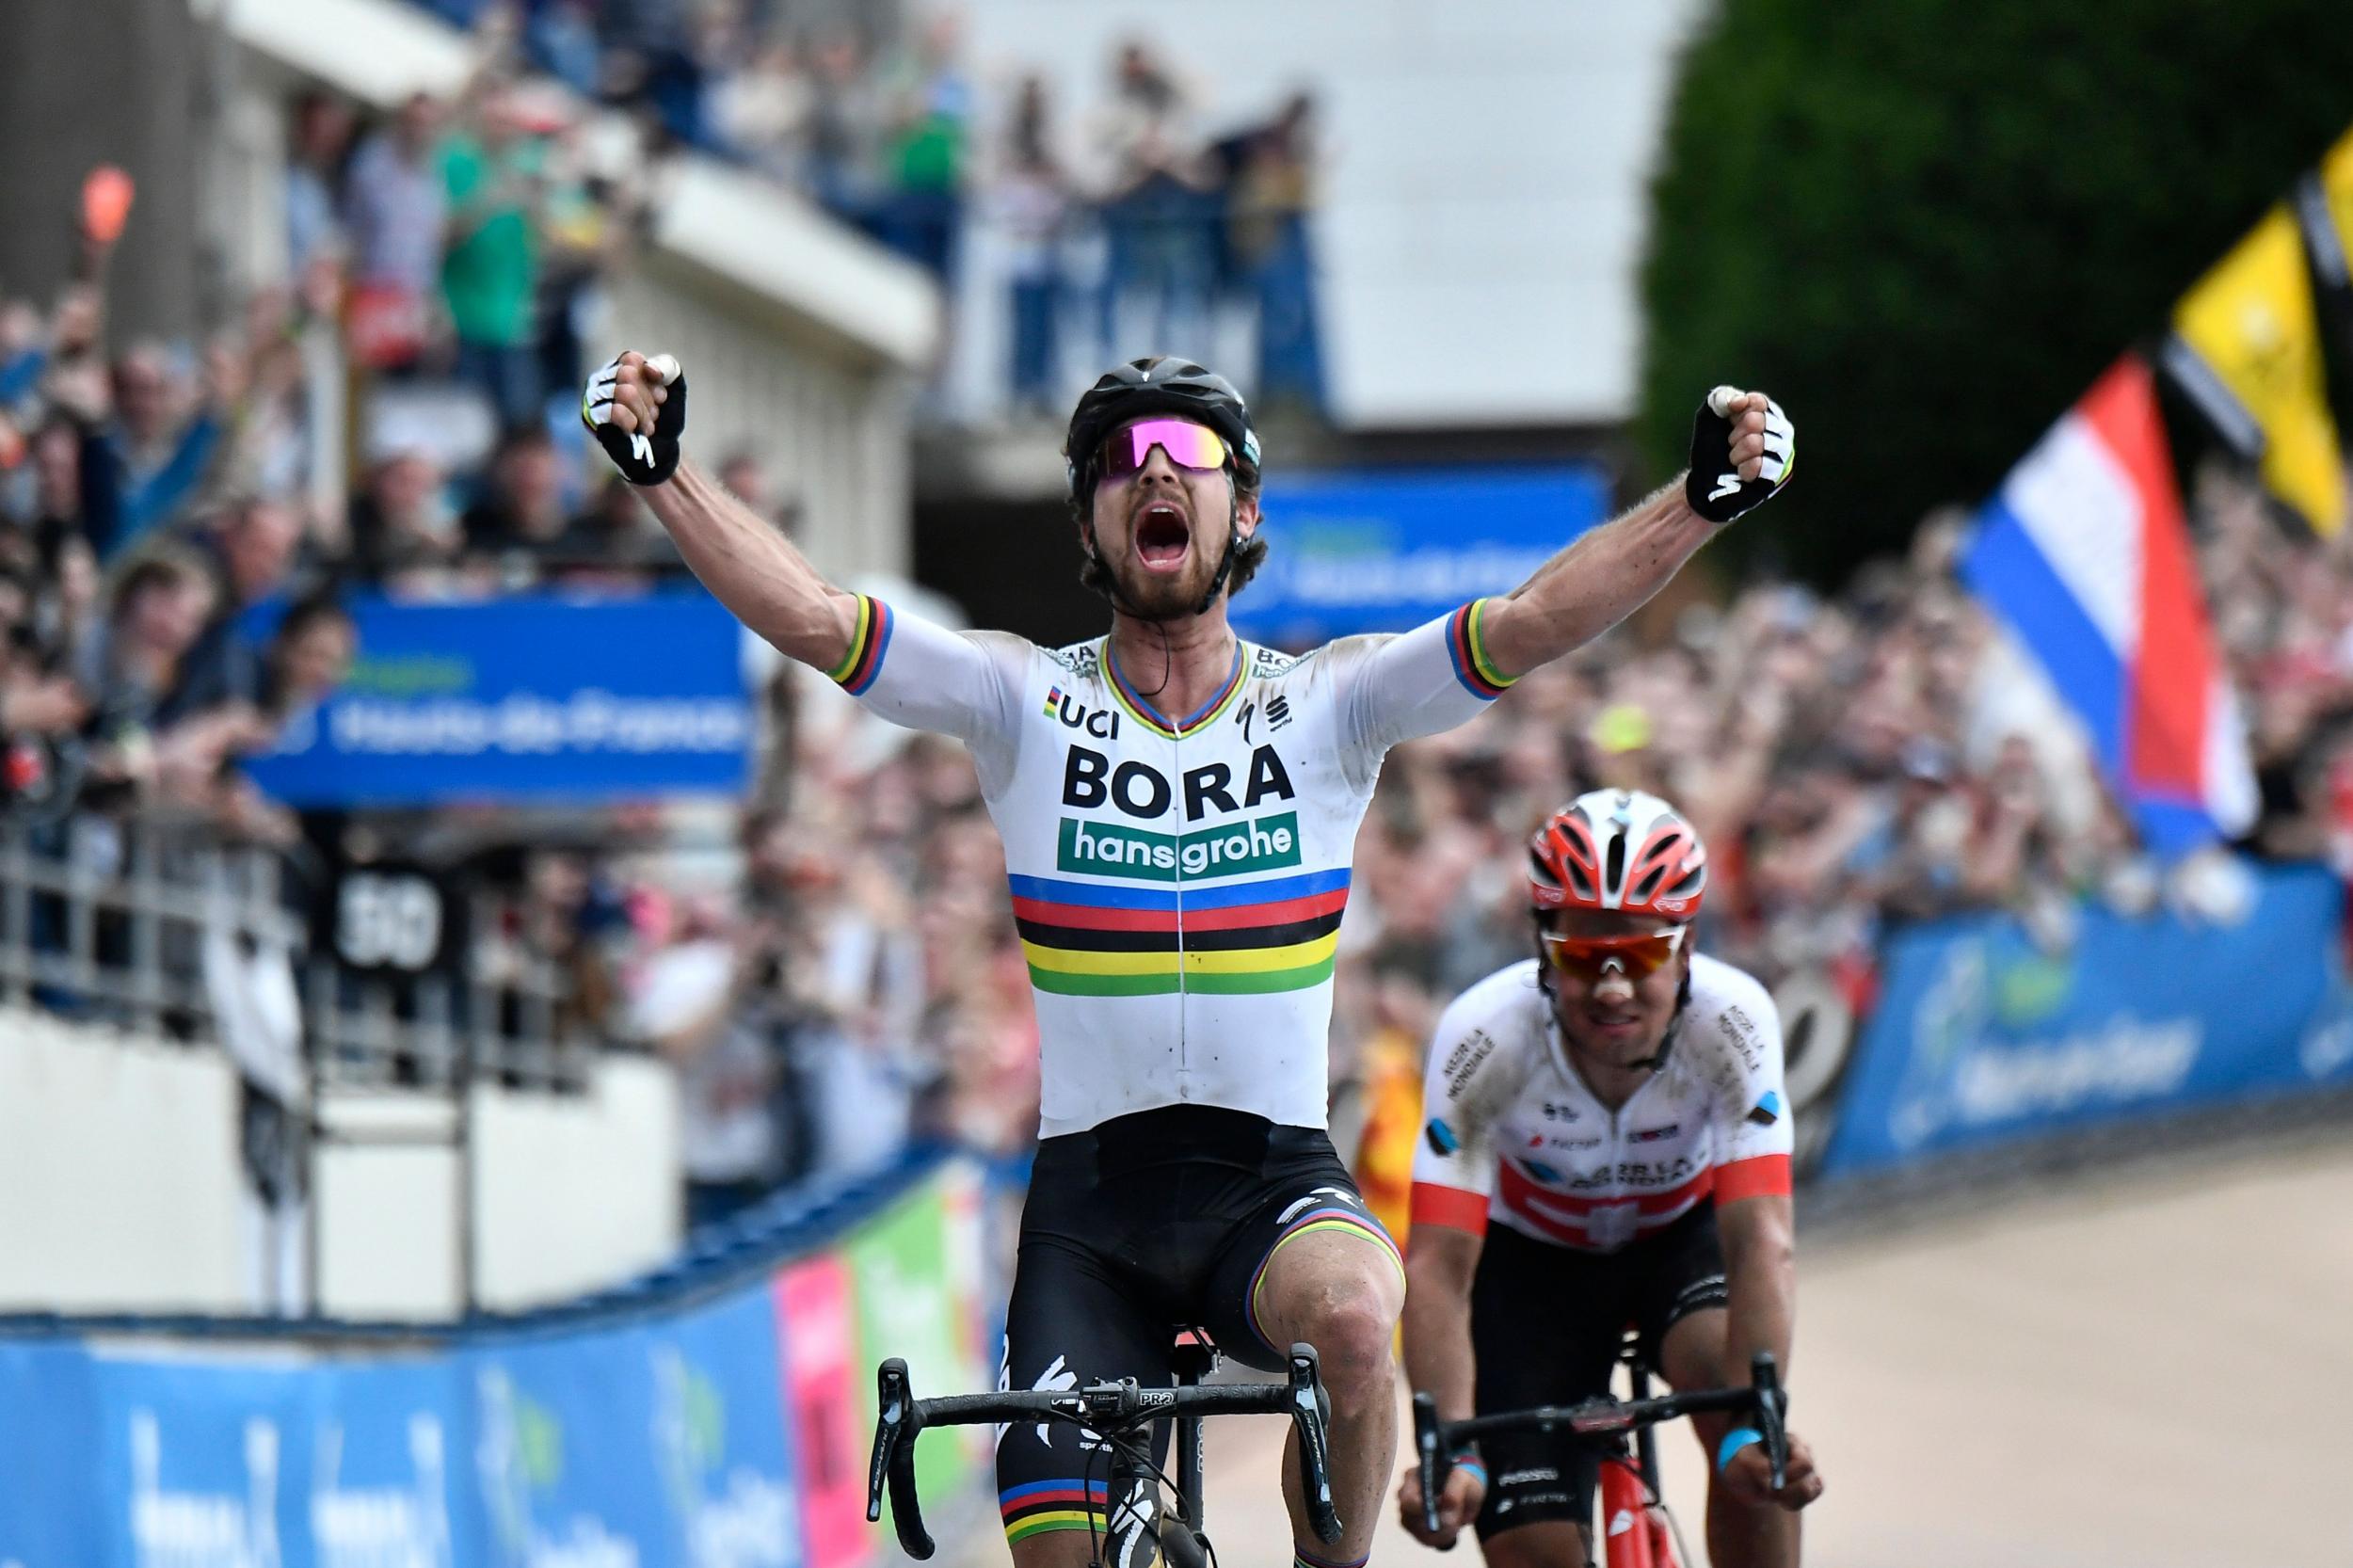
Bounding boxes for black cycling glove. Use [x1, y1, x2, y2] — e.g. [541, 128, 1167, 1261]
[583, 353, 687, 486]
[1686, 387, 1795, 523]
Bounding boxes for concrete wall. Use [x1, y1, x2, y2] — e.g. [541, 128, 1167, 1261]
[0, 1006, 681, 1320]
[0, 1010, 247, 1314]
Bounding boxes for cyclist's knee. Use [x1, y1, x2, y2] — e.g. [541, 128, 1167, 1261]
[1295, 1288, 1396, 1405]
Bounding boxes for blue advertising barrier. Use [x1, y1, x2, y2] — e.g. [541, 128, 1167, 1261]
[245, 592, 752, 807]
[1228, 464, 1611, 645]
[1820, 865, 2353, 1176]
[0, 1152, 950, 1568]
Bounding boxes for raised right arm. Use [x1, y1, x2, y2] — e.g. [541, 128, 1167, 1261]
[586, 349, 857, 672]
[592, 352, 1027, 772]
[643, 457, 862, 674]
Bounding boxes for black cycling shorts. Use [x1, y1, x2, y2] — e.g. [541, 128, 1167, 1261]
[1470, 1207, 1728, 1542]
[995, 1106, 1400, 1551]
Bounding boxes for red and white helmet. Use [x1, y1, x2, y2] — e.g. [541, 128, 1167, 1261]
[1529, 789, 1708, 922]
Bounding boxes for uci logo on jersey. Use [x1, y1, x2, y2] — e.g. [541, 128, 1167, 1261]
[1043, 686, 1121, 740]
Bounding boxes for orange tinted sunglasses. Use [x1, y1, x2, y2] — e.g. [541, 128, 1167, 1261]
[1540, 926, 1687, 984]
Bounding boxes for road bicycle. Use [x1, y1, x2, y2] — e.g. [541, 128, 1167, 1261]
[869, 1333, 1344, 1568]
[1413, 1346, 1788, 1568]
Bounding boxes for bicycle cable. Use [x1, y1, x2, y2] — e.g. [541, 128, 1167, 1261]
[1077, 1410, 1188, 1568]
[1658, 1498, 1697, 1568]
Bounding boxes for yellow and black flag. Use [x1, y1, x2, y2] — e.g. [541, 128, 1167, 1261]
[2166, 128, 2351, 536]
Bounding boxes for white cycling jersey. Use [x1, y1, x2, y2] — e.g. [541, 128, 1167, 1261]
[1409, 955, 1793, 1253]
[827, 594, 1519, 1136]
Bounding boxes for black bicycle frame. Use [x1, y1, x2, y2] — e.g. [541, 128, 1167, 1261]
[1412, 1351, 1790, 1538]
[868, 1339, 1344, 1560]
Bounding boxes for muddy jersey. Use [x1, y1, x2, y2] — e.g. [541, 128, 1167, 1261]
[826, 594, 1520, 1136]
[1409, 955, 1793, 1253]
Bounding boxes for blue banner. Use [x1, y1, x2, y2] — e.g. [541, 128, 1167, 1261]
[246, 593, 753, 806]
[0, 1340, 101, 1566]
[0, 1295, 798, 1567]
[464, 1289, 800, 1568]
[0, 1154, 974, 1568]
[1821, 865, 2353, 1176]
[1228, 465, 1611, 645]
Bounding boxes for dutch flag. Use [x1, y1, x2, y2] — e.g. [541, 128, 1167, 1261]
[1961, 354, 2257, 855]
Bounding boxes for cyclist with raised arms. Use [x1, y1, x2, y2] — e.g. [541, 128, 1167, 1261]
[1397, 789, 1825, 1566]
[583, 349, 1794, 1568]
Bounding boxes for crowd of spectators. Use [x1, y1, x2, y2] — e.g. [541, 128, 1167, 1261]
[397, 0, 1329, 417]
[617, 459, 2353, 1226]
[8, 9, 2353, 1236]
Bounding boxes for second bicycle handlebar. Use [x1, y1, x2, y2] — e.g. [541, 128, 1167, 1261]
[1412, 1352, 1790, 1539]
[868, 1342, 1343, 1560]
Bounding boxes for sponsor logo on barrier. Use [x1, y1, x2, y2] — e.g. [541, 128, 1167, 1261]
[312, 1415, 452, 1568]
[129, 1411, 282, 1568]
[476, 1368, 639, 1568]
[2300, 1011, 2353, 1080]
[1891, 943, 2200, 1150]
[651, 1349, 794, 1568]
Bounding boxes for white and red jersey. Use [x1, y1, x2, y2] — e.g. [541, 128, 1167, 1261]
[1409, 956, 1793, 1253]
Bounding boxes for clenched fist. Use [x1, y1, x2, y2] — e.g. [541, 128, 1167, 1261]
[584, 351, 687, 485]
[1687, 386, 1795, 523]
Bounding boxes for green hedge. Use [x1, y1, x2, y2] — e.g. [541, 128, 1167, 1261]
[1638, 0, 2353, 584]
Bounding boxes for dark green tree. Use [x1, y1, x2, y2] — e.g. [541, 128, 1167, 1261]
[1638, 0, 2353, 584]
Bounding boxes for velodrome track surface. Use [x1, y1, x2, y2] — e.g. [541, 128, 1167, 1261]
[1147, 1132, 2353, 1568]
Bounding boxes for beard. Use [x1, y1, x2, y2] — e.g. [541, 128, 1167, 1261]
[1102, 512, 1231, 621]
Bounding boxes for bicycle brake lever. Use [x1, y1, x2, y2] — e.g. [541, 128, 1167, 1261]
[868, 1359, 936, 1559]
[1750, 1352, 1788, 1494]
[1286, 1343, 1345, 1545]
[1411, 1390, 1446, 1539]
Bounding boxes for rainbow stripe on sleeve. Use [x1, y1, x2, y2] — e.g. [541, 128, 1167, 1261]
[826, 595, 893, 696]
[1447, 599, 1517, 700]
[1008, 868, 1352, 997]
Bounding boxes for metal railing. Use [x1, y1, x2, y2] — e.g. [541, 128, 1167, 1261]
[0, 815, 600, 1094]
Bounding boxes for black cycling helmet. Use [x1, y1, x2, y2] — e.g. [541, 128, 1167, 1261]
[1064, 356, 1262, 497]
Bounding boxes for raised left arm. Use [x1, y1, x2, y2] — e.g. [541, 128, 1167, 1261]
[1479, 388, 1793, 679]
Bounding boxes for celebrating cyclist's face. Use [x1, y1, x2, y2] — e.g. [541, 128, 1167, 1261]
[1087, 418, 1257, 619]
[1541, 909, 1689, 1070]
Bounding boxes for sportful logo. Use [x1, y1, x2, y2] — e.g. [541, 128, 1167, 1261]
[629, 433, 654, 466]
[1056, 812, 1302, 881]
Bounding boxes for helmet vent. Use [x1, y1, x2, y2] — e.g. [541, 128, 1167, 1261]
[1603, 831, 1626, 904]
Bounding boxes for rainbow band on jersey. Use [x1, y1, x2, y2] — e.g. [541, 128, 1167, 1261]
[1446, 598, 1517, 700]
[1010, 868, 1351, 997]
[826, 594, 894, 696]
[1103, 638, 1248, 739]
[1000, 1478, 1111, 1545]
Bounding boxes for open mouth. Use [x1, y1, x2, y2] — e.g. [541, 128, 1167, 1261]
[1134, 501, 1192, 572]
